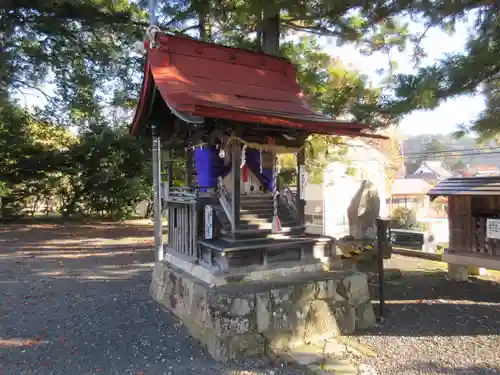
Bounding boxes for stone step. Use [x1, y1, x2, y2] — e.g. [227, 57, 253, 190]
[216, 215, 296, 231]
[241, 206, 286, 213]
[214, 207, 295, 226]
[240, 215, 296, 225]
[221, 224, 305, 238]
[240, 208, 292, 217]
[219, 218, 297, 231]
[220, 228, 305, 242]
[240, 193, 273, 201]
[214, 203, 291, 217]
[241, 202, 275, 210]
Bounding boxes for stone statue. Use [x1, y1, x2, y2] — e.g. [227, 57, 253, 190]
[347, 180, 380, 240]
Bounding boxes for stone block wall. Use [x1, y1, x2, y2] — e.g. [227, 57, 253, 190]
[150, 261, 376, 362]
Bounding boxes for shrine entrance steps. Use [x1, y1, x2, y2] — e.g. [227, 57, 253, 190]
[201, 193, 334, 270]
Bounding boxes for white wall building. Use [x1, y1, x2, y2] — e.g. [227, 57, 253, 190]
[305, 139, 389, 237]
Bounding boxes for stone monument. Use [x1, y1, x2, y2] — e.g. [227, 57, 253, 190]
[347, 180, 381, 240]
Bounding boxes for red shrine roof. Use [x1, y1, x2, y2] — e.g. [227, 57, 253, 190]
[130, 33, 383, 138]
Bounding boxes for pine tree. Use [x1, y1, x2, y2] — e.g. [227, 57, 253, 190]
[387, 6, 499, 139]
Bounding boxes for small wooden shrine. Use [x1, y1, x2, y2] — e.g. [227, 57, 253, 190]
[428, 176, 500, 279]
[135, 33, 384, 362]
[131, 33, 381, 271]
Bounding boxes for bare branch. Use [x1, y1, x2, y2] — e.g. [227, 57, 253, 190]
[11, 79, 57, 104]
[282, 21, 343, 37]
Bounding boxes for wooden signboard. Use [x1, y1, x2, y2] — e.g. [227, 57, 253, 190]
[486, 218, 500, 239]
[299, 164, 307, 200]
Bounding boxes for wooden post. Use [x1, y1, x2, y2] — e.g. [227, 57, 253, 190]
[185, 149, 193, 187]
[271, 152, 281, 233]
[296, 149, 305, 226]
[231, 143, 241, 233]
[166, 149, 173, 196]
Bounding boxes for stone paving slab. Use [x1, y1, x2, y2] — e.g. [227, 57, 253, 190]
[271, 336, 378, 375]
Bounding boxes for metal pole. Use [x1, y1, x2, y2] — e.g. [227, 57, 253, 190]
[148, 0, 156, 26]
[376, 218, 389, 321]
[152, 124, 163, 261]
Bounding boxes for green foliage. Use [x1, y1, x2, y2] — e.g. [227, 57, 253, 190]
[387, 10, 500, 139]
[457, 76, 500, 142]
[391, 206, 417, 229]
[58, 126, 152, 219]
[0, 100, 152, 219]
[281, 36, 389, 126]
[1, 1, 145, 123]
[7, 0, 488, 220]
[279, 35, 390, 183]
[0, 100, 72, 216]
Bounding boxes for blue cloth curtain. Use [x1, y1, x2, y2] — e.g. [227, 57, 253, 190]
[245, 148, 274, 191]
[194, 147, 231, 192]
[194, 146, 274, 192]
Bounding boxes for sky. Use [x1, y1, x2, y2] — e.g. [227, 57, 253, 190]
[321, 16, 485, 136]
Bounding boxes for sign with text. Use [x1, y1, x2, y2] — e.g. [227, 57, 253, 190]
[204, 205, 213, 239]
[486, 218, 500, 239]
[299, 165, 307, 200]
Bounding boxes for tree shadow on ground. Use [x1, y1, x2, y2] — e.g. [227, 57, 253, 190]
[0, 221, 305, 375]
[0, 220, 154, 249]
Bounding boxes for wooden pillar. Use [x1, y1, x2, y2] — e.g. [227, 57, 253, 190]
[185, 149, 193, 187]
[166, 149, 173, 198]
[271, 151, 281, 233]
[296, 148, 305, 226]
[231, 144, 241, 232]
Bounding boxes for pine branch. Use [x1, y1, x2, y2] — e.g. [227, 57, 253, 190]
[282, 21, 343, 37]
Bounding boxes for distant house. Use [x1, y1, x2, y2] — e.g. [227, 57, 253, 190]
[412, 160, 455, 182]
[471, 165, 500, 177]
[389, 178, 433, 210]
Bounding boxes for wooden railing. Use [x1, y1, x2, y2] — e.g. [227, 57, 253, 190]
[217, 177, 234, 230]
[165, 186, 216, 259]
[167, 202, 198, 258]
[167, 187, 197, 203]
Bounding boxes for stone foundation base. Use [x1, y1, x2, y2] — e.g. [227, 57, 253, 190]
[448, 263, 488, 281]
[150, 260, 376, 362]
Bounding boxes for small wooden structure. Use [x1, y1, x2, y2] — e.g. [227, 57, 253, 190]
[131, 33, 383, 271]
[428, 176, 500, 272]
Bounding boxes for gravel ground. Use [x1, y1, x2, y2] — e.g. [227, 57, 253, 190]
[347, 255, 500, 375]
[2, 222, 500, 375]
[0, 221, 305, 375]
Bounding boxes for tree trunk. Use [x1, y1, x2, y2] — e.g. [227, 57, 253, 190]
[199, 12, 206, 40]
[31, 197, 40, 216]
[261, 5, 280, 55]
[197, 0, 210, 41]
